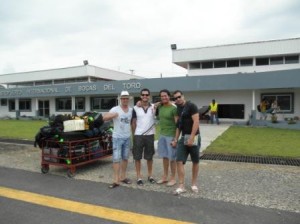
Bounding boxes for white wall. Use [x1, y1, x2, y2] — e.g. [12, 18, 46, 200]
[188, 64, 300, 76]
[1, 89, 299, 121]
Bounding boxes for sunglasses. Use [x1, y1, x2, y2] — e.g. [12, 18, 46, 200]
[141, 94, 149, 96]
[174, 95, 182, 100]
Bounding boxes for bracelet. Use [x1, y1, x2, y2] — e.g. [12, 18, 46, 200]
[172, 139, 177, 143]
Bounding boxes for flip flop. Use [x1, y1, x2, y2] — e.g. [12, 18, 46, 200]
[109, 183, 120, 189]
[173, 188, 186, 195]
[166, 180, 176, 187]
[121, 178, 132, 184]
[157, 179, 168, 184]
[191, 185, 199, 193]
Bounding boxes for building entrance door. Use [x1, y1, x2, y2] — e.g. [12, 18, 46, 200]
[38, 100, 50, 117]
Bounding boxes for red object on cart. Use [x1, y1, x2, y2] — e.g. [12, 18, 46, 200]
[41, 136, 112, 177]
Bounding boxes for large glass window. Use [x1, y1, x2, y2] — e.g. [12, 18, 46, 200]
[56, 98, 72, 111]
[270, 57, 283, 65]
[75, 97, 85, 111]
[218, 104, 245, 119]
[202, 61, 213, 69]
[240, 58, 253, 66]
[1, 99, 7, 106]
[35, 80, 52, 86]
[8, 100, 15, 111]
[261, 93, 294, 113]
[189, 62, 201, 69]
[90, 97, 117, 110]
[285, 55, 299, 64]
[214, 61, 226, 68]
[256, 58, 269, 66]
[227, 60, 239, 67]
[19, 99, 31, 111]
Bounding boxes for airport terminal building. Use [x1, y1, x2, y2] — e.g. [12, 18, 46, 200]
[0, 37, 300, 122]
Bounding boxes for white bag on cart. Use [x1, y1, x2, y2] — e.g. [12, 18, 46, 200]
[63, 120, 85, 132]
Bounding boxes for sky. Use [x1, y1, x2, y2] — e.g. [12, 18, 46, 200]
[0, 0, 300, 78]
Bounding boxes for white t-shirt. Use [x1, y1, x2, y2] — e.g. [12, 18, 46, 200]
[110, 106, 133, 138]
[132, 104, 156, 135]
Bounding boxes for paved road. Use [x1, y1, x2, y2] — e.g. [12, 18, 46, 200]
[1, 167, 299, 224]
[0, 124, 299, 223]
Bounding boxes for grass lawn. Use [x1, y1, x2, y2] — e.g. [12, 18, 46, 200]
[0, 120, 47, 140]
[205, 126, 300, 158]
[0, 120, 299, 158]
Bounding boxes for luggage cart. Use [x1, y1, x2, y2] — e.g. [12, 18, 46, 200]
[41, 136, 112, 177]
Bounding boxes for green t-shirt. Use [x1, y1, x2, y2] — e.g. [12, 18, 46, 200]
[158, 104, 178, 136]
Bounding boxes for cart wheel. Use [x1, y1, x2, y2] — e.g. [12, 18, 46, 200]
[41, 165, 49, 174]
[67, 169, 75, 178]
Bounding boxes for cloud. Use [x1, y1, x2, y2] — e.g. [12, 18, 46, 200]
[0, 0, 299, 78]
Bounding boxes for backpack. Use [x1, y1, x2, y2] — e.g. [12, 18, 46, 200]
[257, 104, 261, 112]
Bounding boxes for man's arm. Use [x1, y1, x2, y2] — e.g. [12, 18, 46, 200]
[131, 118, 137, 135]
[131, 108, 137, 135]
[190, 113, 199, 138]
[187, 110, 200, 146]
[171, 127, 181, 148]
[103, 112, 118, 121]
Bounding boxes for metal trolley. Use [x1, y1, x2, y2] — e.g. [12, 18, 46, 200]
[41, 135, 112, 177]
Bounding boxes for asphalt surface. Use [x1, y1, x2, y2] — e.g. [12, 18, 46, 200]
[0, 124, 299, 223]
[1, 167, 299, 224]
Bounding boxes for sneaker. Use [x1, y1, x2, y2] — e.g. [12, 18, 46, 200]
[173, 187, 186, 195]
[191, 185, 199, 193]
[148, 176, 156, 184]
[137, 179, 144, 186]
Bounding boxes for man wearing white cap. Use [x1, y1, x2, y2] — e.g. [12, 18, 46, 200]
[103, 91, 133, 189]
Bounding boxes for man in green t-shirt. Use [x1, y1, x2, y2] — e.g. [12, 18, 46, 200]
[156, 89, 178, 187]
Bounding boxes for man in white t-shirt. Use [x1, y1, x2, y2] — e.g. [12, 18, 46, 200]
[132, 88, 156, 186]
[103, 91, 133, 189]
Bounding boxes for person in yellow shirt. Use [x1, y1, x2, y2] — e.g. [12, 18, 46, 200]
[209, 99, 220, 125]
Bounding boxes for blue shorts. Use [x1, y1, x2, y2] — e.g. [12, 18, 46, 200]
[112, 137, 130, 163]
[157, 135, 177, 161]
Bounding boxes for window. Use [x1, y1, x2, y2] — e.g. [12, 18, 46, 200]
[35, 80, 52, 86]
[19, 99, 31, 111]
[240, 58, 253, 66]
[54, 80, 65, 84]
[202, 61, 213, 69]
[1, 99, 7, 106]
[12, 82, 34, 88]
[256, 58, 269, 66]
[56, 98, 72, 111]
[54, 78, 89, 84]
[270, 57, 283, 65]
[90, 97, 117, 110]
[214, 61, 226, 68]
[285, 55, 299, 64]
[218, 104, 245, 119]
[227, 60, 239, 67]
[261, 93, 294, 113]
[8, 99, 15, 111]
[75, 97, 85, 111]
[189, 62, 201, 69]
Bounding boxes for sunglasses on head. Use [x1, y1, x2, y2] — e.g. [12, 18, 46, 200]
[141, 94, 149, 96]
[174, 95, 182, 100]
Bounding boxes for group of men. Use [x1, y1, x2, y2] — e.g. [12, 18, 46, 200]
[103, 88, 201, 195]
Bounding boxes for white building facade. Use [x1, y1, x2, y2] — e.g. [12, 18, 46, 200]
[0, 65, 142, 118]
[171, 38, 300, 122]
[0, 38, 300, 122]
